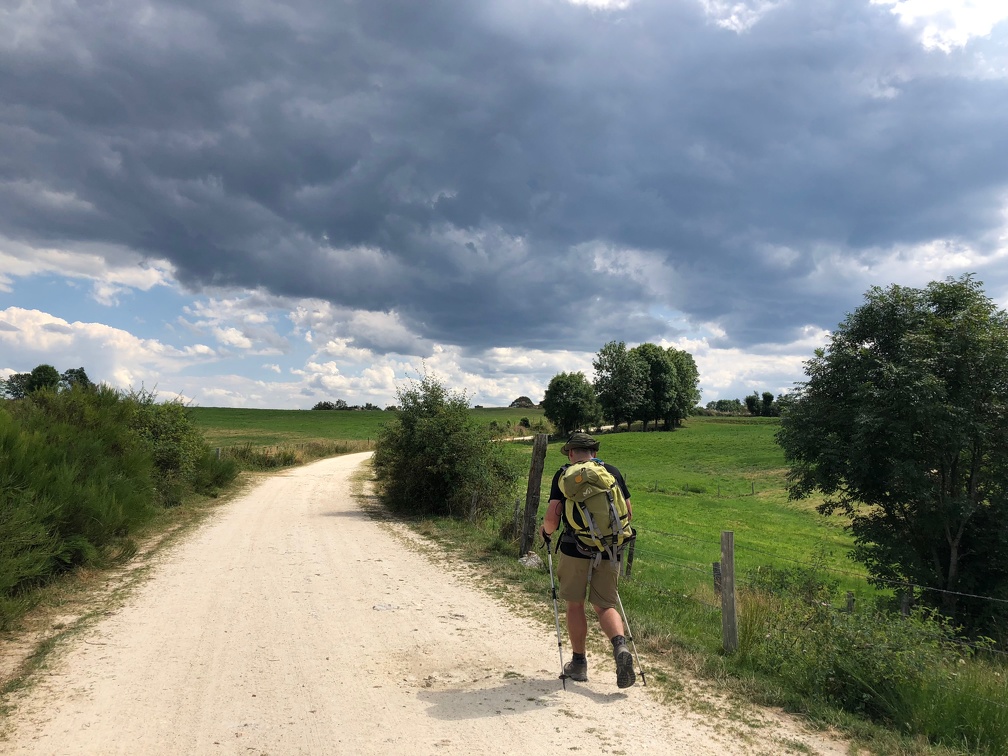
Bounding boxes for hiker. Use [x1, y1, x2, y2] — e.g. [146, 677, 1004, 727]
[540, 432, 636, 688]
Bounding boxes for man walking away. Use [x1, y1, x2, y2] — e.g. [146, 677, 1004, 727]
[540, 433, 635, 688]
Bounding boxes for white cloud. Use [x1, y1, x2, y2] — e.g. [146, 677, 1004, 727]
[872, 0, 1008, 52]
[0, 235, 175, 301]
[0, 306, 219, 386]
[213, 326, 254, 349]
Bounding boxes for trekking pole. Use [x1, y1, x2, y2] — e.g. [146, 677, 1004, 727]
[543, 536, 567, 690]
[614, 588, 647, 686]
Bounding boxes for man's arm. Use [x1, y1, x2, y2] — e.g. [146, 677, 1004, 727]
[541, 498, 563, 539]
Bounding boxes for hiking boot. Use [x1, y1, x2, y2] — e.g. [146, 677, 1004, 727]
[563, 657, 588, 682]
[614, 642, 636, 689]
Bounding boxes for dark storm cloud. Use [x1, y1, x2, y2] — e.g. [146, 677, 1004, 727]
[2, 0, 1007, 353]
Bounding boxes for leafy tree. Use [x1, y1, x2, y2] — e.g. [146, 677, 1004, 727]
[372, 372, 519, 519]
[629, 343, 676, 431]
[777, 275, 1008, 634]
[592, 341, 646, 431]
[761, 391, 776, 417]
[541, 371, 601, 438]
[509, 396, 536, 409]
[60, 367, 93, 391]
[665, 347, 701, 427]
[26, 364, 60, 394]
[744, 393, 760, 415]
[706, 398, 745, 414]
[311, 399, 350, 410]
[0, 372, 30, 400]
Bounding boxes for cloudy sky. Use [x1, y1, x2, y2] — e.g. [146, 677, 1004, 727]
[2, 0, 1007, 409]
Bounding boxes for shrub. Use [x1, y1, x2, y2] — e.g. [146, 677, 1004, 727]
[0, 385, 238, 628]
[123, 388, 214, 506]
[0, 387, 159, 627]
[372, 372, 520, 519]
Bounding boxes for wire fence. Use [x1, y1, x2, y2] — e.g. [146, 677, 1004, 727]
[623, 525, 1008, 657]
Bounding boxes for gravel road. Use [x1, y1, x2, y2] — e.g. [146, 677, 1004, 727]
[0, 453, 850, 755]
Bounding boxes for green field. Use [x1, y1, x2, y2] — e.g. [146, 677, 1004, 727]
[188, 406, 546, 448]
[573, 421, 869, 596]
[190, 407, 859, 591]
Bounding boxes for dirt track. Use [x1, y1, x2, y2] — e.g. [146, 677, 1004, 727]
[0, 453, 850, 755]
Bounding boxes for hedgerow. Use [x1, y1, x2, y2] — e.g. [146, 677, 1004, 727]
[0, 385, 237, 628]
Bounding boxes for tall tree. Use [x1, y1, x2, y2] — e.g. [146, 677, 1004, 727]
[592, 341, 646, 431]
[630, 343, 676, 431]
[60, 367, 93, 390]
[26, 364, 60, 393]
[777, 276, 1008, 634]
[0, 372, 30, 400]
[761, 391, 775, 417]
[664, 347, 701, 428]
[542, 372, 601, 438]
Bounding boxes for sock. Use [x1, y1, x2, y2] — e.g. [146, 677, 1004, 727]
[611, 635, 626, 648]
[572, 652, 586, 662]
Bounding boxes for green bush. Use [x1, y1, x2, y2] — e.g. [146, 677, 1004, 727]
[124, 388, 214, 506]
[372, 373, 520, 519]
[0, 387, 159, 627]
[0, 385, 238, 628]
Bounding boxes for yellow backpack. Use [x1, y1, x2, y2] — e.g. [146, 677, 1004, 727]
[559, 460, 632, 560]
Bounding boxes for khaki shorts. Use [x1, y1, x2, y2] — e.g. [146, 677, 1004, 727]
[556, 552, 620, 609]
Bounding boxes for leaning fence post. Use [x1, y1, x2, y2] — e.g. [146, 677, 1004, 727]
[519, 434, 549, 555]
[720, 531, 738, 653]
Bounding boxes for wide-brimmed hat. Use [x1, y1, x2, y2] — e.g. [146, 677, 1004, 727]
[561, 432, 599, 454]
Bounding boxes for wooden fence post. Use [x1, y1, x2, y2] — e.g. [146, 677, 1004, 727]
[846, 591, 855, 613]
[721, 531, 738, 653]
[519, 434, 549, 555]
[622, 537, 636, 578]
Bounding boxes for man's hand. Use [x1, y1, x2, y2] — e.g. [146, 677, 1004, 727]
[540, 527, 551, 548]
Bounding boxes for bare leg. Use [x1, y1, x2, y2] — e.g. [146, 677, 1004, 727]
[593, 605, 625, 640]
[566, 601, 588, 653]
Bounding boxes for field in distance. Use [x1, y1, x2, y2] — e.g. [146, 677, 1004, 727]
[188, 405, 546, 448]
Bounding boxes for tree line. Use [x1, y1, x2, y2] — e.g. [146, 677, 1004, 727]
[0, 364, 93, 398]
[311, 399, 384, 411]
[702, 392, 781, 417]
[541, 341, 701, 437]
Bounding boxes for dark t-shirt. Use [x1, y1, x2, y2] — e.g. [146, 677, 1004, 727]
[549, 459, 631, 559]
